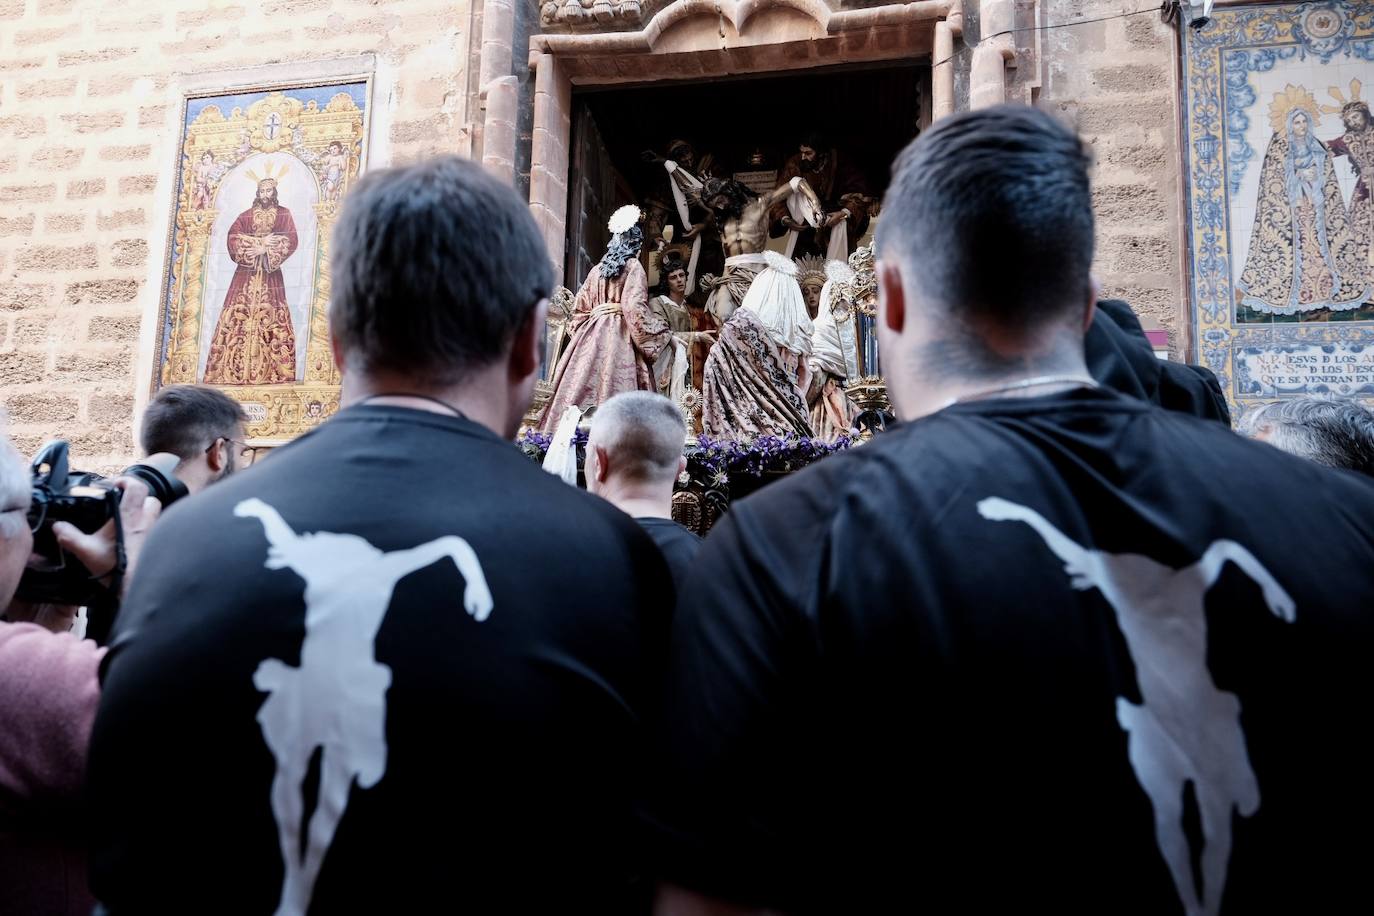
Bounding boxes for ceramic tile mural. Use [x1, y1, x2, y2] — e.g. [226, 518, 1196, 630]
[154, 77, 371, 440]
[1183, 1, 1374, 417]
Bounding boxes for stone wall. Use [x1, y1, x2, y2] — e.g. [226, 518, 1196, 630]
[1, 0, 1194, 469]
[0, 0, 474, 470]
[1032, 1, 1187, 354]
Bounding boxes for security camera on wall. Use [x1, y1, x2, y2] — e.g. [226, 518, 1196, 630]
[1186, 0, 1216, 29]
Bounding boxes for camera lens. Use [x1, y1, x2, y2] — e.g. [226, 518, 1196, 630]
[122, 456, 189, 508]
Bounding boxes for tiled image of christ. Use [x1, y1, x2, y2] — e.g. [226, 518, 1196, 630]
[200, 154, 319, 385]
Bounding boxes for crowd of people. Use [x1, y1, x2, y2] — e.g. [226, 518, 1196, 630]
[3, 105, 1374, 916]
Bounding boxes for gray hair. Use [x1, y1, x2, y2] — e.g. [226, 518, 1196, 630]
[587, 391, 685, 483]
[0, 437, 25, 511]
[1240, 396, 1374, 476]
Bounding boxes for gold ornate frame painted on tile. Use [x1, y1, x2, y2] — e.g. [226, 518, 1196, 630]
[153, 74, 373, 442]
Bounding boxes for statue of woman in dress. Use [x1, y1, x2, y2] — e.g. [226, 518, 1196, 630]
[538, 205, 671, 431]
[1237, 88, 1370, 317]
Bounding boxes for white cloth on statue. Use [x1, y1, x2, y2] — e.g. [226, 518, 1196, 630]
[541, 405, 583, 486]
[740, 250, 813, 357]
[782, 177, 850, 262]
[650, 296, 692, 408]
[664, 160, 703, 297]
[810, 278, 848, 379]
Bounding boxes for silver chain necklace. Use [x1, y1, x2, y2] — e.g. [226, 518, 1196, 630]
[941, 374, 1099, 409]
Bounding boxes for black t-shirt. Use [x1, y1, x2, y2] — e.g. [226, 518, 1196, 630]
[642, 388, 1374, 915]
[90, 406, 672, 914]
[635, 517, 701, 595]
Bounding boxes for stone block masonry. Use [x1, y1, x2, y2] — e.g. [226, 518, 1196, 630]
[1031, 3, 1187, 356]
[0, 0, 475, 472]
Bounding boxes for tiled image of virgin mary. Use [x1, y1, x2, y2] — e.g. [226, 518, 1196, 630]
[1236, 86, 1372, 321]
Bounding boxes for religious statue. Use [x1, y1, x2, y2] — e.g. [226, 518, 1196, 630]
[649, 250, 719, 431]
[795, 254, 827, 319]
[1236, 86, 1370, 317]
[771, 132, 877, 260]
[203, 171, 300, 385]
[1323, 79, 1374, 295]
[807, 258, 861, 440]
[694, 175, 822, 324]
[701, 248, 815, 441]
[538, 205, 671, 431]
[643, 139, 721, 302]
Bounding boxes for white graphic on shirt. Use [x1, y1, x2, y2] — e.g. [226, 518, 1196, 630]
[234, 498, 494, 916]
[977, 497, 1294, 916]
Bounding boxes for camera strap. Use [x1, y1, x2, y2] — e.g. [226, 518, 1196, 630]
[86, 486, 127, 598]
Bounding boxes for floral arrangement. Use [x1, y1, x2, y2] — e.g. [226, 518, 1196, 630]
[516, 428, 852, 486]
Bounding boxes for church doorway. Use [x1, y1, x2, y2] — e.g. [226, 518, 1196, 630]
[563, 62, 926, 292]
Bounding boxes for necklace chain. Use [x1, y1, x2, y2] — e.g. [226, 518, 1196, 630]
[941, 374, 1098, 409]
[357, 393, 467, 420]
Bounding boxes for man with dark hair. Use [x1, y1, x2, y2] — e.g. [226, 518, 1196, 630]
[770, 130, 873, 259]
[695, 175, 820, 323]
[1324, 85, 1374, 288]
[139, 384, 250, 494]
[645, 106, 1374, 915]
[91, 156, 670, 915]
[586, 391, 699, 593]
[1241, 395, 1374, 476]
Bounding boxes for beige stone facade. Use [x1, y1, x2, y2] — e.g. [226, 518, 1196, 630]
[1, 0, 1192, 469]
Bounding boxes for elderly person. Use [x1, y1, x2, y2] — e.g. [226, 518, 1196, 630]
[586, 391, 699, 593]
[1240, 395, 1374, 476]
[0, 436, 159, 916]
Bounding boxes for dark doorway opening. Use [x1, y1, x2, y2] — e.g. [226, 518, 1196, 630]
[564, 63, 926, 291]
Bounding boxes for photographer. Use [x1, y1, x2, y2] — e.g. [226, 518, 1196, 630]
[0, 435, 160, 916]
[141, 384, 252, 493]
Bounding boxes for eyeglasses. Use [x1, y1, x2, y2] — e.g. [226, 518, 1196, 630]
[208, 437, 257, 463]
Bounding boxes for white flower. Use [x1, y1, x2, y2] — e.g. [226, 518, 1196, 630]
[608, 204, 641, 235]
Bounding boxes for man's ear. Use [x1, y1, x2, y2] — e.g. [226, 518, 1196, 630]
[205, 438, 226, 473]
[878, 260, 905, 334]
[330, 331, 346, 373]
[511, 299, 548, 383]
[1084, 276, 1101, 332]
[591, 444, 611, 484]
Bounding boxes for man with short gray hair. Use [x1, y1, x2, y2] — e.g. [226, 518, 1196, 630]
[587, 391, 699, 592]
[1240, 395, 1374, 477]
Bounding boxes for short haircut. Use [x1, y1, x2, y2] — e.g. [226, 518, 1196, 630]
[588, 391, 686, 483]
[330, 155, 554, 385]
[1240, 396, 1374, 476]
[141, 385, 247, 460]
[877, 105, 1094, 329]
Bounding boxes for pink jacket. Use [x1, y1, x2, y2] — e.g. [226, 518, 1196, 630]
[0, 621, 104, 916]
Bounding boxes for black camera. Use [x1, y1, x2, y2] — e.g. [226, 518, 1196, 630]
[18, 440, 188, 617]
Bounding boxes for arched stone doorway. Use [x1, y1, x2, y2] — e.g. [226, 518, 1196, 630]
[520, 0, 966, 282]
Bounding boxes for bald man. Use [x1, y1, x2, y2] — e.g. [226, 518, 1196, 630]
[586, 392, 700, 594]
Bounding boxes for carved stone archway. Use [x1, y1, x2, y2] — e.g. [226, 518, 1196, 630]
[516, 0, 976, 281]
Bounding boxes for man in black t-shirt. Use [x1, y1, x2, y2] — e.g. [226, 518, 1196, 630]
[586, 391, 701, 594]
[643, 106, 1374, 915]
[89, 158, 670, 914]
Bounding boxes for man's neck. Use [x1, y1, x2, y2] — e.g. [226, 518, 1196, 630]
[893, 332, 1093, 423]
[340, 369, 515, 438]
[669, 292, 686, 306]
[600, 479, 675, 520]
